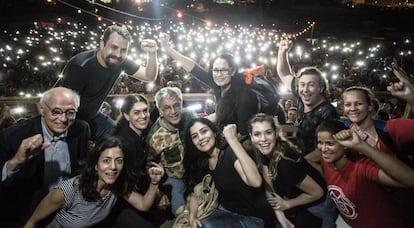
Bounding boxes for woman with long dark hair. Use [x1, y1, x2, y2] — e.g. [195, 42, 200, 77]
[24, 136, 164, 228]
[109, 94, 162, 228]
[160, 33, 261, 136]
[112, 94, 151, 185]
[183, 118, 276, 228]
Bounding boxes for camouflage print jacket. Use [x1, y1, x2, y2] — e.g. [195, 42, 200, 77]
[145, 110, 194, 179]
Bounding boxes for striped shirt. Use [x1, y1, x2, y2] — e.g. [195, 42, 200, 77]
[47, 176, 117, 228]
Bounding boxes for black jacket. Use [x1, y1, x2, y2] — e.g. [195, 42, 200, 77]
[0, 115, 90, 224]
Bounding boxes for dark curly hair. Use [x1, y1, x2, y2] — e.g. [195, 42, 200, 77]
[79, 136, 132, 201]
[101, 25, 132, 46]
[183, 118, 226, 197]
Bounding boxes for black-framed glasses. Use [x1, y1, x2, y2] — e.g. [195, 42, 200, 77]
[44, 103, 77, 119]
[212, 68, 231, 75]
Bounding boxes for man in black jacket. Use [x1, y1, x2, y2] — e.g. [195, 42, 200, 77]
[0, 87, 90, 227]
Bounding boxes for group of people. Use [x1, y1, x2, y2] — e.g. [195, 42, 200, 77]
[1, 24, 414, 228]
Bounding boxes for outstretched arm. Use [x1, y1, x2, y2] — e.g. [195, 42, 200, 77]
[131, 39, 158, 82]
[24, 189, 66, 228]
[124, 163, 164, 211]
[334, 129, 414, 187]
[159, 33, 196, 72]
[223, 124, 262, 188]
[277, 39, 294, 90]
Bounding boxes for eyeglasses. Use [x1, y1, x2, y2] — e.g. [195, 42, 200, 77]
[44, 103, 77, 119]
[212, 68, 231, 75]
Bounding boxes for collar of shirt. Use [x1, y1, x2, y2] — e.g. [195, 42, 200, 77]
[41, 119, 68, 143]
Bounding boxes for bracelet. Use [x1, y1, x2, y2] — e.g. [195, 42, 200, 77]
[151, 182, 159, 186]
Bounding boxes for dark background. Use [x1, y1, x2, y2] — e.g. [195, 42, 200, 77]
[1, 0, 413, 40]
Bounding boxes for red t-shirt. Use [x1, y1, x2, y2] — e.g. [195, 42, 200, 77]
[321, 157, 403, 228]
[349, 118, 414, 158]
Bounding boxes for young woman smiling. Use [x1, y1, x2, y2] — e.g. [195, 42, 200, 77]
[248, 113, 326, 228]
[24, 136, 164, 228]
[316, 119, 414, 228]
[183, 118, 277, 228]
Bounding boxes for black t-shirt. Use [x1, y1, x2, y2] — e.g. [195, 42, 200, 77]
[270, 149, 326, 213]
[296, 100, 339, 155]
[56, 50, 139, 120]
[190, 65, 258, 135]
[289, 80, 339, 155]
[112, 125, 147, 174]
[211, 146, 276, 228]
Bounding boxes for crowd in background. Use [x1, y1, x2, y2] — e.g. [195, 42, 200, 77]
[1, 14, 414, 227]
[1, 18, 413, 97]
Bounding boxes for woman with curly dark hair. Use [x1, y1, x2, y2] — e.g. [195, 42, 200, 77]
[24, 136, 164, 228]
[182, 118, 277, 228]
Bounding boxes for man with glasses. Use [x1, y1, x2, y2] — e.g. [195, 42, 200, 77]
[55, 25, 158, 141]
[146, 87, 195, 216]
[0, 87, 90, 227]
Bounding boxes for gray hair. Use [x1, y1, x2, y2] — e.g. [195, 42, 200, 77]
[40, 87, 80, 108]
[154, 87, 183, 109]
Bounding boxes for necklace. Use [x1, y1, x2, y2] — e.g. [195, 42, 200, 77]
[332, 154, 347, 170]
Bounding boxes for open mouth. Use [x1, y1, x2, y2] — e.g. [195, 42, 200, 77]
[322, 152, 334, 159]
[137, 119, 148, 124]
[257, 143, 271, 151]
[259, 143, 270, 147]
[200, 139, 210, 147]
[106, 172, 118, 179]
[347, 113, 360, 118]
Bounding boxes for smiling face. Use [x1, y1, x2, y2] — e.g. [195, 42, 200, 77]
[40, 88, 78, 137]
[189, 122, 216, 153]
[287, 109, 297, 122]
[96, 146, 124, 188]
[158, 97, 182, 127]
[342, 90, 371, 125]
[212, 58, 234, 88]
[99, 32, 130, 69]
[317, 131, 346, 165]
[124, 101, 150, 136]
[250, 121, 277, 156]
[297, 74, 325, 110]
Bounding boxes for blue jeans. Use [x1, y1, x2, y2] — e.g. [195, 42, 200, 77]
[164, 177, 186, 216]
[321, 194, 338, 228]
[201, 206, 264, 228]
[307, 200, 325, 219]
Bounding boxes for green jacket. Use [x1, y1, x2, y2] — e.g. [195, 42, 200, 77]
[145, 110, 194, 178]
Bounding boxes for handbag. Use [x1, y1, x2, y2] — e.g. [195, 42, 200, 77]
[173, 174, 219, 227]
